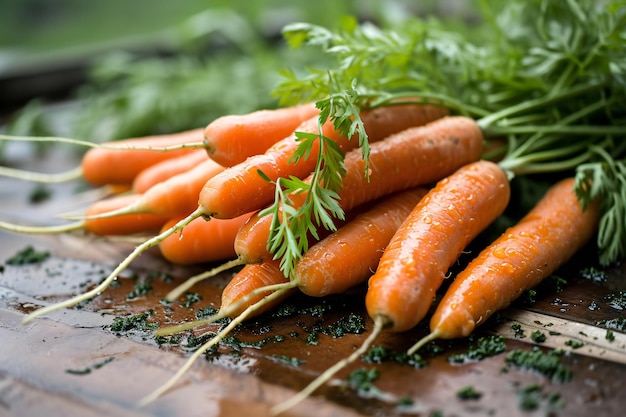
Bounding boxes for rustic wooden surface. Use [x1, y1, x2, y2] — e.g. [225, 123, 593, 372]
[1, 141, 626, 417]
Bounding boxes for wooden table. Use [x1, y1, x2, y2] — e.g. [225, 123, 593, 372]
[1, 141, 625, 417]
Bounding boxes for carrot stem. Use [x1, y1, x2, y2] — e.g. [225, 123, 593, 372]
[139, 287, 290, 406]
[0, 165, 83, 183]
[157, 281, 297, 336]
[270, 315, 386, 416]
[0, 220, 85, 234]
[407, 329, 443, 356]
[21, 207, 206, 324]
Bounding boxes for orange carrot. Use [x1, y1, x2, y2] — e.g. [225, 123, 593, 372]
[83, 194, 171, 236]
[87, 157, 226, 220]
[140, 258, 292, 406]
[204, 102, 320, 167]
[293, 188, 429, 297]
[158, 212, 253, 265]
[200, 102, 449, 219]
[19, 103, 449, 324]
[0, 193, 170, 237]
[269, 160, 510, 416]
[81, 128, 204, 186]
[235, 115, 484, 264]
[219, 259, 295, 317]
[132, 150, 209, 194]
[365, 160, 510, 333]
[409, 178, 599, 353]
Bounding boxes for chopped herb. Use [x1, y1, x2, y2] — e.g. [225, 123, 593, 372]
[347, 367, 379, 393]
[324, 312, 365, 337]
[397, 396, 413, 407]
[6, 246, 50, 265]
[606, 330, 615, 342]
[512, 323, 526, 338]
[564, 339, 584, 349]
[29, 185, 52, 203]
[126, 281, 153, 300]
[362, 345, 425, 368]
[456, 385, 482, 400]
[580, 266, 607, 283]
[196, 306, 220, 318]
[448, 335, 507, 363]
[181, 292, 202, 308]
[531, 330, 547, 344]
[108, 311, 157, 333]
[506, 347, 572, 383]
[517, 384, 563, 411]
[155, 334, 183, 346]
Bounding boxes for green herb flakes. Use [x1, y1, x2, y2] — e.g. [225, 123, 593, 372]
[6, 246, 50, 265]
[505, 347, 572, 383]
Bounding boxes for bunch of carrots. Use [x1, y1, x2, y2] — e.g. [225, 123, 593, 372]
[1, 0, 626, 414]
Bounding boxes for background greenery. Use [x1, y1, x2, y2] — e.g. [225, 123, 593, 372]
[0, 0, 472, 142]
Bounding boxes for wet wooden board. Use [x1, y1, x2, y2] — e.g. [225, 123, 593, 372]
[1, 144, 626, 417]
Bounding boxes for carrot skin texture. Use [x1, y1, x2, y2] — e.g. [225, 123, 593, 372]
[81, 128, 204, 186]
[203, 103, 320, 167]
[158, 213, 252, 265]
[235, 116, 484, 264]
[430, 177, 600, 339]
[220, 259, 295, 318]
[365, 160, 511, 333]
[132, 150, 209, 194]
[294, 188, 428, 297]
[200, 103, 449, 219]
[84, 194, 170, 236]
[135, 157, 225, 218]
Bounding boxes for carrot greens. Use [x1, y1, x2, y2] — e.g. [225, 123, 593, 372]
[266, 0, 626, 275]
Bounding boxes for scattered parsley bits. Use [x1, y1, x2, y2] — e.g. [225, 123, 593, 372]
[448, 335, 507, 363]
[505, 347, 572, 383]
[5, 246, 50, 265]
[108, 311, 158, 333]
[456, 385, 482, 400]
[564, 339, 584, 349]
[606, 330, 616, 342]
[531, 330, 547, 344]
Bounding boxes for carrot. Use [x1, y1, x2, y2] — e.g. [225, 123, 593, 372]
[140, 259, 293, 405]
[365, 160, 510, 333]
[204, 102, 320, 167]
[83, 157, 226, 220]
[83, 194, 171, 236]
[0, 193, 169, 237]
[200, 102, 449, 219]
[270, 160, 510, 415]
[19, 103, 449, 324]
[158, 212, 253, 265]
[81, 128, 204, 186]
[408, 177, 600, 354]
[293, 188, 429, 297]
[235, 115, 485, 264]
[132, 150, 209, 194]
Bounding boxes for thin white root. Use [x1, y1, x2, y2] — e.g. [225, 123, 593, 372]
[157, 281, 296, 337]
[21, 206, 206, 324]
[0, 165, 83, 183]
[164, 258, 245, 302]
[0, 219, 85, 234]
[138, 287, 290, 406]
[0, 133, 205, 152]
[270, 315, 386, 416]
[406, 329, 442, 356]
